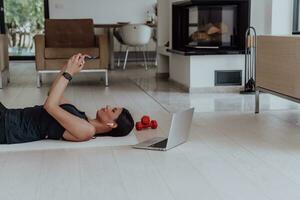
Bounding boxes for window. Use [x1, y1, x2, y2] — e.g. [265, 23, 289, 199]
[0, 0, 49, 59]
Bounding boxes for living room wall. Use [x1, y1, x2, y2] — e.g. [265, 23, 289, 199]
[271, 0, 293, 34]
[251, 0, 293, 35]
[251, 0, 273, 35]
[49, 0, 156, 24]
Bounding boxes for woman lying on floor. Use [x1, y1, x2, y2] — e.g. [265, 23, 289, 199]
[0, 53, 134, 144]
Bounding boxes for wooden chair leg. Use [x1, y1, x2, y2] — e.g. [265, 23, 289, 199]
[37, 72, 41, 88]
[7, 68, 10, 84]
[105, 70, 109, 87]
[0, 71, 3, 89]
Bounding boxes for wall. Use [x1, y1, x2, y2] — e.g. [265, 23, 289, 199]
[271, 0, 294, 34]
[156, 0, 181, 74]
[157, 0, 170, 46]
[169, 54, 191, 87]
[49, 0, 156, 24]
[251, 0, 294, 35]
[251, 0, 273, 34]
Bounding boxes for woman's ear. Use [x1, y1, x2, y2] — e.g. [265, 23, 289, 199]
[107, 123, 118, 129]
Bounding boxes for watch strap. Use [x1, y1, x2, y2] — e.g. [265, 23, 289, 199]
[62, 72, 73, 81]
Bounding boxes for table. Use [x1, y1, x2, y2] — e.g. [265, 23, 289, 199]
[94, 23, 157, 70]
[255, 35, 300, 114]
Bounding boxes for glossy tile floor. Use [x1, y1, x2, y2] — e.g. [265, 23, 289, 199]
[1, 62, 300, 200]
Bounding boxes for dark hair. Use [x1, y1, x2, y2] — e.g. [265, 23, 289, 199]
[100, 108, 134, 137]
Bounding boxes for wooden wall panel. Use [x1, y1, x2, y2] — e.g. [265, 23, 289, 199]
[256, 36, 300, 99]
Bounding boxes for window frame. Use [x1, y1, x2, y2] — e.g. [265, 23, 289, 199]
[293, 0, 300, 34]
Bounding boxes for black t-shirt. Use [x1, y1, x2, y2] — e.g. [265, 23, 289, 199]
[1, 104, 88, 144]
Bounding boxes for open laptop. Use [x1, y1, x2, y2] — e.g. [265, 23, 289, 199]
[132, 108, 194, 151]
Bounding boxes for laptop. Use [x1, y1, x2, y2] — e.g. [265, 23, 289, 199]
[132, 108, 194, 151]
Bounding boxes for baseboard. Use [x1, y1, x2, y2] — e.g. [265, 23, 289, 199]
[168, 78, 189, 92]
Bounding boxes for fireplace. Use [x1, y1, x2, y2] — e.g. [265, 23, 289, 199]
[172, 0, 250, 54]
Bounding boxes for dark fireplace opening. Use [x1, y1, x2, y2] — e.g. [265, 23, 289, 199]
[188, 5, 238, 48]
[172, 0, 250, 55]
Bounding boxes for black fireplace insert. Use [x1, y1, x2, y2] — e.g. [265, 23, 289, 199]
[172, 0, 250, 55]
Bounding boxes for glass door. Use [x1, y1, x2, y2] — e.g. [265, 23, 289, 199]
[0, 0, 4, 34]
[1, 0, 49, 59]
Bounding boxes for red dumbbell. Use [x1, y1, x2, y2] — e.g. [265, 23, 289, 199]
[135, 122, 144, 131]
[135, 120, 158, 131]
[141, 116, 150, 125]
[150, 120, 158, 129]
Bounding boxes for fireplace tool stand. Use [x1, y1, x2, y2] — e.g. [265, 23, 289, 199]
[240, 27, 257, 94]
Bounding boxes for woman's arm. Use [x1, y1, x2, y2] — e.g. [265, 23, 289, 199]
[44, 54, 95, 141]
[48, 65, 70, 105]
[63, 131, 93, 142]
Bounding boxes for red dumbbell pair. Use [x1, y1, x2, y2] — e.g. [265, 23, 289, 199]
[135, 116, 158, 131]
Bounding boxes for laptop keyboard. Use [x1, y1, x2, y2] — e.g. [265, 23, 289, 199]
[150, 139, 168, 148]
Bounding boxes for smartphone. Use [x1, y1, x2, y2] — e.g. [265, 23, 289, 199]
[84, 55, 99, 62]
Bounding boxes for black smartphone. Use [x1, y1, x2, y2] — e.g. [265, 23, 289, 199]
[84, 56, 99, 62]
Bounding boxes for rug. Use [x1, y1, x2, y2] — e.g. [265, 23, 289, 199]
[0, 131, 138, 152]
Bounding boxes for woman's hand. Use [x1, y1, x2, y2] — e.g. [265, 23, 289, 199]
[65, 53, 86, 76]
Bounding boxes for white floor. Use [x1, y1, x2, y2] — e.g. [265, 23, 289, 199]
[1, 62, 300, 200]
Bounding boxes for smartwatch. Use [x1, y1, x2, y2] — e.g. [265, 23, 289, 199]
[62, 72, 73, 81]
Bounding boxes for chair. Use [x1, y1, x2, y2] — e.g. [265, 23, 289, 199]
[0, 34, 9, 89]
[34, 19, 109, 87]
[119, 24, 152, 70]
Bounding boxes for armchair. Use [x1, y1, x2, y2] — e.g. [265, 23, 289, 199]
[34, 19, 109, 87]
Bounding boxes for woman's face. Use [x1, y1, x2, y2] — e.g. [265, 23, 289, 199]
[97, 105, 123, 123]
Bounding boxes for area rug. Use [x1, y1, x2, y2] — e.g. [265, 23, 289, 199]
[0, 131, 138, 152]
